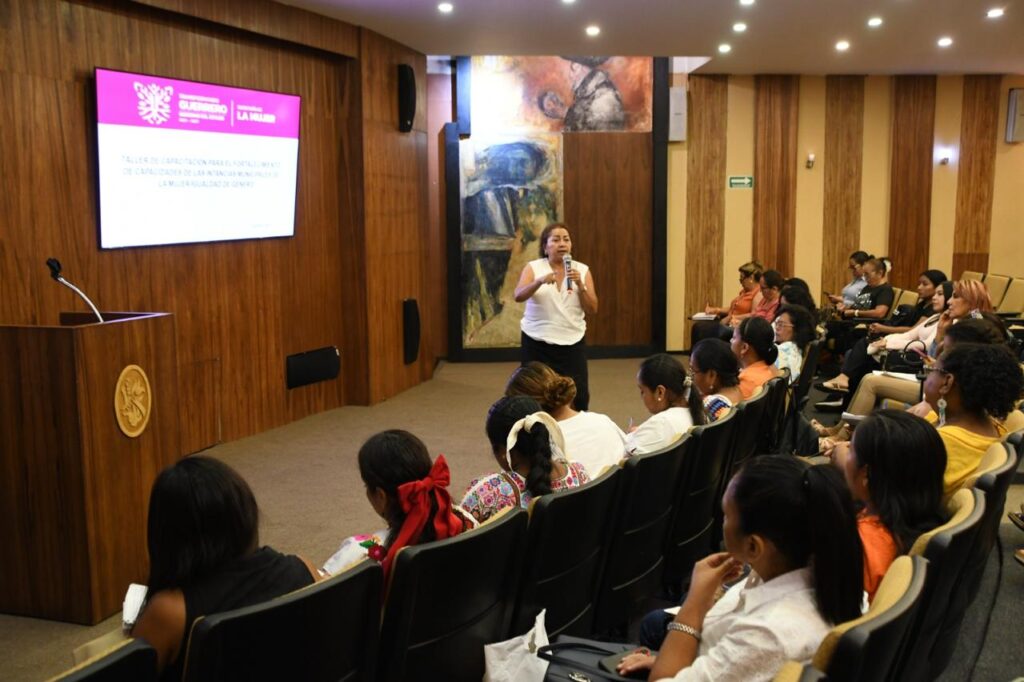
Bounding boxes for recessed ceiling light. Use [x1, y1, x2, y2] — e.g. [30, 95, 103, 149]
[835, 40, 850, 51]
[733, 22, 747, 32]
[867, 16, 883, 27]
[937, 36, 953, 47]
[739, 0, 755, 6]
[437, 2, 453, 13]
[987, 8, 1004, 18]
[585, 25, 600, 37]
[561, 0, 576, 4]
[719, 43, 732, 54]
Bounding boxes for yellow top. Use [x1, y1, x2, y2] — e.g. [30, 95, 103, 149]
[936, 421, 1007, 497]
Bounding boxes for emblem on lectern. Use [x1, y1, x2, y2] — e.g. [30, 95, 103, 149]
[114, 364, 152, 438]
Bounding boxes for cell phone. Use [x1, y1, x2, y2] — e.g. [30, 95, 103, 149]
[599, 650, 649, 678]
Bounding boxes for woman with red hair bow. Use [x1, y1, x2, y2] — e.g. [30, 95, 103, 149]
[321, 430, 474, 578]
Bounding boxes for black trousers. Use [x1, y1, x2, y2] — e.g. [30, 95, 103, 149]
[520, 332, 590, 411]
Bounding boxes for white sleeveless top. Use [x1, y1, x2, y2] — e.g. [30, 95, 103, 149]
[521, 258, 590, 345]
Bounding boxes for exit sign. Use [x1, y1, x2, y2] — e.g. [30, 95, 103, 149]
[728, 176, 754, 189]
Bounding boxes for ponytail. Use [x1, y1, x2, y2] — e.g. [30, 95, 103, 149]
[518, 423, 555, 497]
[738, 317, 778, 365]
[486, 396, 563, 498]
[732, 456, 863, 625]
[638, 353, 705, 427]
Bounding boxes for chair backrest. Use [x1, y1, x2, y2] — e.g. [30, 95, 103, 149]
[772, 661, 827, 682]
[182, 560, 381, 682]
[894, 488, 985, 682]
[983, 274, 1011, 308]
[511, 467, 622, 638]
[729, 383, 771, 474]
[997, 277, 1024, 315]
[757, 370, 790, 455]
[378, 507, 528, 682]
[898, 289, 919, 308]
[958, 441, 1018, 602]
[1003, 409, 1024, 436]
[662, 409, 738, 591]
[55, 639, 157, 681]
[810, 555, 928, 682]
[960, 270, 984, 282]
[593, 436, 692, 634]
[889, 287, 904, 309]
[794, 339, 822, 409]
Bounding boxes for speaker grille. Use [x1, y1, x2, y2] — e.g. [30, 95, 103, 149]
[286, 346, 340, 389]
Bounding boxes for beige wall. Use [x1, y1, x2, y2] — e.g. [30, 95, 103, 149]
[666, 72, 1023, 349]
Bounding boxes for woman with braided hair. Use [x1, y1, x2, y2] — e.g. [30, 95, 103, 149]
[459, 395, 590, 524]
[321, 430, 472, 578]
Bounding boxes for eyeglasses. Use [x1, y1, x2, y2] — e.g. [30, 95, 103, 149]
[922, 365, 948, 375]
[772, 320, 793, 328]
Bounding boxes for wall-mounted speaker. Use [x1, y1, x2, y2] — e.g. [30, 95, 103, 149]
[397, 64, 416, 133]
[402, 298, 420, 365]
[286, 346, 340, 389]
[1007, 88, 1024, 143]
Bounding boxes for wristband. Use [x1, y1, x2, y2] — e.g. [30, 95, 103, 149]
[666, 622, 702, 642]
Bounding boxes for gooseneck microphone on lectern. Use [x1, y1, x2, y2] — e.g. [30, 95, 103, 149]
[563, 253, 573, 291]
[45, 258, 104, 324]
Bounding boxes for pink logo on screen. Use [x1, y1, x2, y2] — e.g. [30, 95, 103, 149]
[133, 82, 173, 125]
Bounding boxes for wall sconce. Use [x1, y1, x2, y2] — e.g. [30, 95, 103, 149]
[805, 153, 815, 169]
[935, 146, 954, 165]
[939, 156, 950, 165]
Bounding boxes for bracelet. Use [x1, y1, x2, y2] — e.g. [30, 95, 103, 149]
[666, 622, 702, 642]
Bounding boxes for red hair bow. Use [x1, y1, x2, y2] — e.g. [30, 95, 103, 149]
[381, 455, 464, 580]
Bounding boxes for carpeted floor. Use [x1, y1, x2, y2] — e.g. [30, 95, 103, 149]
[1, 358, 1019, 680]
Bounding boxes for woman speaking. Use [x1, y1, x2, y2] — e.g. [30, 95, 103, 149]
[514, 223, 598, 410]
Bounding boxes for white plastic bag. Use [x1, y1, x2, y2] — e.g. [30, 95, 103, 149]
[483, 608, 549, 682]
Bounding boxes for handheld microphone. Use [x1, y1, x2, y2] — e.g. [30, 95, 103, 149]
[563, 253, 573, 291]
[45, 257, 104, 324]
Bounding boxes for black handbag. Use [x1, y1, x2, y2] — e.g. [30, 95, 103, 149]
[882, 340, 927, 373]
[539, 636, 643, 682]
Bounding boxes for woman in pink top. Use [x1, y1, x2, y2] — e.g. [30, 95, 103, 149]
[732, 317, 782, 399]
[749, 270, 784, 322]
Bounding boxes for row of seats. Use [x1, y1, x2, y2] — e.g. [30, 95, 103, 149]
[776, 433, 1022, 682]
[57, 374, 797, 681]
[961, 270, 1024, 316]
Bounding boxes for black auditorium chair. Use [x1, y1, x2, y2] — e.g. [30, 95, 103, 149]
[787, 339, 822, 453]
[661, 409, 738, 595]
[55, 640, 158, 682]
[377, 506, 528, 682]
[891, 488, 985, 682]
[725, 384, 771, 477]
[510, 468, 622, 639]
[182, 560, 381, 682]
[757, 369, 791, 455]
[593, 436, 692, 635]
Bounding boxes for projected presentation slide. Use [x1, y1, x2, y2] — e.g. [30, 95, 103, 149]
[96, 68, 301, 249]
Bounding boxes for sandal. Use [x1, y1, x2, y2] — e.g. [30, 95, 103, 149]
[821, 378, 849, 392]
[810, 419, 833, 437]
[1009, 511, 1024, 533]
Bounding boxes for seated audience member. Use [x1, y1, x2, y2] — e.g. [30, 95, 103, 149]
[132, 456, 318, 679]
[832, 411, 946, 601]
[922, 343, 1023, 497]
[689, 339, 745, 422]
[505, 361, 626, 475]
[931, 278, 995, 353]
[460, 396, 589, 523]
[322, 430, 471, 577]
[626, 353, 705, 455]
[731, 317, 782, 399]
[619, 456, 863, 680]
[827, 250, 870, 307]
[772, 304, 815, 383]
[691, 261, 764, 347]
[869, 269, 947, 336]
[751, 269, 784, 322]
[779, 284, 819, 326]
[836, 257, 893, 321]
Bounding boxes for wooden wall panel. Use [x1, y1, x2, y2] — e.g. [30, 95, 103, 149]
[563, 133, 653, 346]
[359, 29, 433, 402]
[888, 76, 936, 289]
[753, 75, 799, 276]
[427, 73, 454, 360]
[0, 0, 366, 452]
[953, 74, 1001, 278]
[821, 76, 865, 297]
[685, 75, 728, 339]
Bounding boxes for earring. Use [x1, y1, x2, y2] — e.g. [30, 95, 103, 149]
[937, 397, 947, 426]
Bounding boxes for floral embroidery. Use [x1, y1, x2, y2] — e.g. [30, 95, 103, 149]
[359, 537, 386, 562]
[458, 461, 591, 523]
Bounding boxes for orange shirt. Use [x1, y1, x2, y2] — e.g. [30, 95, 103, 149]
[858, 512, 899, 602]
[728, 288, 758, 317]
[739, 361, 776, 399]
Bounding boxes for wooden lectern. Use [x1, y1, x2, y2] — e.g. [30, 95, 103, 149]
[0, 312, 181, 624]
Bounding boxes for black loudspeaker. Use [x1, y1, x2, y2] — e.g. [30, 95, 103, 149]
[286, 346, 340, 389]
[402, 299, 420, 365]
[397, 64, 416, 132]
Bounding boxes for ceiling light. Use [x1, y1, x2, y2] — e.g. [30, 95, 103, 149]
[739, 0, 755, 6]
[987, 8, 1004, 18]
[937, 36, 953, 47]
[835, 40, 850, 51]
[733, 22, 747, 32]
[867, 17, 883, 27]
[585, 25, 600, 37]
[437, 2, 453, 13]
[561, 0, 576, 4]
[718, 43, 732, 54]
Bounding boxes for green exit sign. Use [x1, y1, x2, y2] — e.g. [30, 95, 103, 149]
[728, 176, 754, 189]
